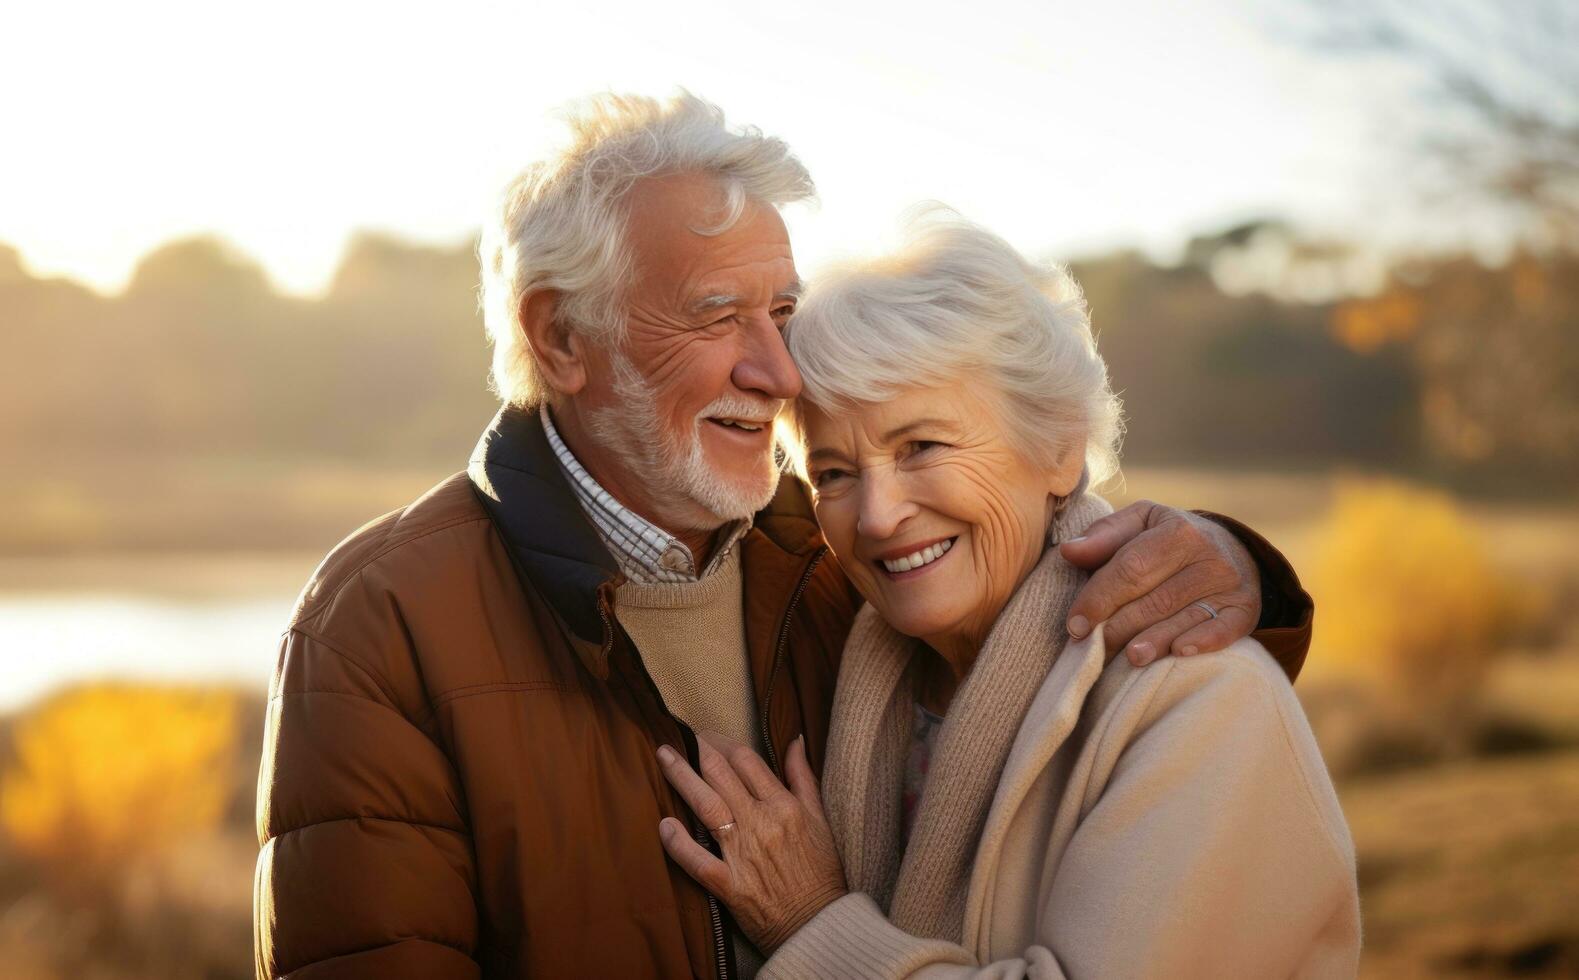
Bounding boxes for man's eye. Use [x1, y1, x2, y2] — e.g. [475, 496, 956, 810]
[772, 304, 796, 319]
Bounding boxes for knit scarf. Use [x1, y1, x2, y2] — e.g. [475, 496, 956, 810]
[820, 493, 1112, 943]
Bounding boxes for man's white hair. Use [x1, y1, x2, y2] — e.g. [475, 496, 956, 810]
[479, 91, 816, 408]
[784, 207, 1125, 487]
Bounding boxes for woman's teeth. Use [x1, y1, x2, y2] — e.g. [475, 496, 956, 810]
[882, 538, 953, 573]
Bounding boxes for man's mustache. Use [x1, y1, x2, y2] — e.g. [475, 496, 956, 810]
[694, 396, 785, 427]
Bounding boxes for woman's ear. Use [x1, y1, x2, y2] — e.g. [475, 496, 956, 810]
[519, 289, 588, 396]
[1047, 430, 1087, 497]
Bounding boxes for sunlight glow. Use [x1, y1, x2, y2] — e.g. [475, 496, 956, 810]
[2, 0, 1389, 295]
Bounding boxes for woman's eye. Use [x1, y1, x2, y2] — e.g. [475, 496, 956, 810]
[908, 440, 946, 457]
[812, 469, 850, 489]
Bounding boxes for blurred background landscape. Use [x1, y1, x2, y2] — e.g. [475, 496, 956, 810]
[2, 0, 1576, 977]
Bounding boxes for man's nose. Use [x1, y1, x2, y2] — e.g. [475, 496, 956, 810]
[731, 314, 802, 401]
[856, 466, 915, 541]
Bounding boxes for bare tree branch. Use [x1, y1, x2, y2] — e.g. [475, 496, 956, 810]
[1299, 0, 1579, 248]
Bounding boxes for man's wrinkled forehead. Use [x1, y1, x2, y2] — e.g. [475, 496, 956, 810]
[621, 173, 796, 296]
[622, 171, 736, 234]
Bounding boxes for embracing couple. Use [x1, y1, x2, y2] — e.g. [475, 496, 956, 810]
[255, 93, 1359, 978]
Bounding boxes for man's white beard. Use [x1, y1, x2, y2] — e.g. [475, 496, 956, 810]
[586, 349, 784, 533]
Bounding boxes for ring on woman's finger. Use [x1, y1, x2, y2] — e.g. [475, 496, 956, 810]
[709, 821, 737, 835]
[1192, 600, 1218, 620]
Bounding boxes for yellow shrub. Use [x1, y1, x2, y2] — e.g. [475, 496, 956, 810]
[1309, 480, 1515, 710]
[0, 684, 238, 884]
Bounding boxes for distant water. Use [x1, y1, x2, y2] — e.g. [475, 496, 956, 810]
[0, 558, 306, 712]
[0, 594, 291, 711]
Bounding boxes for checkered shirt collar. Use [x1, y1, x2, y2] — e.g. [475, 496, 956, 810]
[540, 408, 751, 584]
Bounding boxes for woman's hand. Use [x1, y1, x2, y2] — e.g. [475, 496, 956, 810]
[656, 733, 847, 953]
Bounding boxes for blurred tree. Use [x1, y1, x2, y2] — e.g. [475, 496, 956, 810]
[1411, 251, 1579, 479]
[0, 243, 26, 285]
[119, 238, 292, 455]
[1304, 0, 1579, 250]
[125, 237, 274, 301]
[0, 252, 106, 459]
[1331, 251, 1579, 481]
[1295, 3, 1579, 483]
[1, 232, 495, 470]
[1074, 243, 1417, 467]
[1184, 219, 1379, 302]
[1331, 287, 1421, 355]
[311, 232, 496, 460]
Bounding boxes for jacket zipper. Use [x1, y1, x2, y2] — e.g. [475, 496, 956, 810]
[599, 592, 733, 980]
[695, 820, 731, 978]
[758, 547, 827, 778]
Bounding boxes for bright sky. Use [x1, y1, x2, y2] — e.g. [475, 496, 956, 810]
[2, 0, 1401, 296]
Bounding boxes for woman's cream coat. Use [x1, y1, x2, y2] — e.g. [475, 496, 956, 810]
[765, 502, 1360, 979]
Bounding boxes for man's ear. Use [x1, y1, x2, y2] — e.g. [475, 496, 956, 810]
[519, 289, 588, 396]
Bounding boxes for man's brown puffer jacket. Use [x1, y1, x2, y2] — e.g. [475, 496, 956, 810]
[256, 407, 862, 978]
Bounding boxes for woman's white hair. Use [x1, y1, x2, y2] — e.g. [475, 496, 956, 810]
[479, 91, 816, 408]
[784, 207, 1124, 487]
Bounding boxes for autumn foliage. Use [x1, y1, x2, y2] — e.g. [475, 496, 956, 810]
[0, 684, 239, 893]
[1308, 481, 1523, 713]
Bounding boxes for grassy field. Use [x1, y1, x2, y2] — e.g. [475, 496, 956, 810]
[1345, 750, 1579, 977]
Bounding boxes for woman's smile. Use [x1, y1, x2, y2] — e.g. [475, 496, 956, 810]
[873, 535, 957, 579]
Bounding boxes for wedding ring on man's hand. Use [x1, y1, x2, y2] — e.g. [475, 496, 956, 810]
[1192, 600, 1218, 620]
[709, 821, 737, 835]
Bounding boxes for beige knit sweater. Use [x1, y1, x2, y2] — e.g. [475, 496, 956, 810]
[764, 495, 1360, 979]
[615, 546, 762, 754]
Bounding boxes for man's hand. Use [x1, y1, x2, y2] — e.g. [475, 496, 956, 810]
[1060, 501, 1261, 667]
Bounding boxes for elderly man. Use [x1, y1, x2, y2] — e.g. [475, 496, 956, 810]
[254, 93, 1312, 979]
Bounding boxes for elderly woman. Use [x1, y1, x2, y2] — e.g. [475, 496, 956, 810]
[654, 212, 1360, 977]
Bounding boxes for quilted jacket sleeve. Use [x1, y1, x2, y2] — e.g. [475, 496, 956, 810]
[1195, 510, 1315, 682]
[254, 625, 480, 979]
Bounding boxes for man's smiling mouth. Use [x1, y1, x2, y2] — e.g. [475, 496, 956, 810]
[708, 417, 767, 432]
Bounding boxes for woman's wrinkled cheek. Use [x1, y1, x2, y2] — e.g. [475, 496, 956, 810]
[953, 474, 1049, 641]
[957, 475, 1030, 580]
